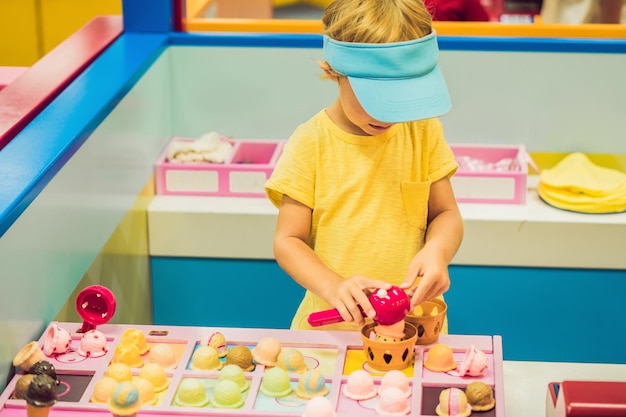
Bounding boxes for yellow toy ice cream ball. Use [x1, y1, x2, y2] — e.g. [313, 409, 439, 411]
[119, 329, 149, 355]
[105, 363, 133, 382]
[424, 344, 457, 372]
[90, 376, 119, 403]
[148, 343, 177, 369]
[139, 363, 169, 393]
[200, 331, 228, 357]
[173, 378, 210, 408]
[111, 343, 144, 369]
[260, 367, 293, 398]
[131, 376, 157, 406]
[107, 381, 142, 417]
[191, 345, 223, 371]
[218, 364, 250, 392]
[212, 379, 245, 409]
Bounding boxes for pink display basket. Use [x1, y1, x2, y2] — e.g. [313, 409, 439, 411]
[155, 137, 284, 198]
[450, 144, 535, 205]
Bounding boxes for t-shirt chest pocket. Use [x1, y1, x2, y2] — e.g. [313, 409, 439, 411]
[401, 180, 432, 229]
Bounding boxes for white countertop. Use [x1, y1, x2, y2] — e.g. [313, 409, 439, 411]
[147, 176, 626, 268]
[503, 360, 626, 417]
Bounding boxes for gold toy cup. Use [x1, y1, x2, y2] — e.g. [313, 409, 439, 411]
[404, 299, 447, 345]
[360, 321, 417, 371]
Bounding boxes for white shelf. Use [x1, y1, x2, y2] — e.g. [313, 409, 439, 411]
[148, 176, 626, 269]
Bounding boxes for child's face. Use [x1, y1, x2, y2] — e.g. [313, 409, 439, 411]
[337, 76, 394, 136]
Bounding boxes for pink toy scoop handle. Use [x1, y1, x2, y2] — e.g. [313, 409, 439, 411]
[307, 305, 366, 327]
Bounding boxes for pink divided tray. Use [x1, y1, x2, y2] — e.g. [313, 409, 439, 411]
[154, 137, 285, 198]
[0, 322, 505, 417]
[451, 144, 532, 204]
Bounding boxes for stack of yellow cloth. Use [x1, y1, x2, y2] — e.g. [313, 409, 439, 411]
[538, 153, 626, 214]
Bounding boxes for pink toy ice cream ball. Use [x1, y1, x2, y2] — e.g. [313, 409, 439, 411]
[379, 370, 411, 397]
[43, 323, 72, 356]
[78, 329, 109, 358]
[342, 370, 377, 400]
[302, 396, 336, 417]
[436, 388, 472, 417]
[458, 345, 488, 377]
[375, 386, 410, 415]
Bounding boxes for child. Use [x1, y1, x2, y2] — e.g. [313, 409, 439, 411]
[265, 0, 464, 332]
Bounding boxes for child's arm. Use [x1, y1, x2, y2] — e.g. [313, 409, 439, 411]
[401, 176, 464, 310]
[273, 194, 388, 325]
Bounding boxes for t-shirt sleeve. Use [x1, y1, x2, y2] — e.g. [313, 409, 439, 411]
[426, 118, 458, 183]
[265, 126, 317, 209]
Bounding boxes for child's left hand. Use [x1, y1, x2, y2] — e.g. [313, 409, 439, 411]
[399, 245, 451, 310]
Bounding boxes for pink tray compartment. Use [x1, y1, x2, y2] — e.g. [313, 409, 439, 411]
[451, 144, 531, 204]
[155, 137, 285, 198]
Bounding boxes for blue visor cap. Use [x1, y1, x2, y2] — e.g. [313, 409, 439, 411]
[323, 31, 451, 123]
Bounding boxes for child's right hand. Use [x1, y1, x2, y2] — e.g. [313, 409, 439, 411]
[326, 276, 391, 326]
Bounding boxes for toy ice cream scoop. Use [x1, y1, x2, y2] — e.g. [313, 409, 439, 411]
[295, 369, 328, 399]
[375, 386, 411, 415]
[42, 323, 72, 356]
[23, 373, 58, 417]
[139, 363, 169, 393]
[173, 378, 210, 408]
[436, 387, 472, 417]
[224, 345, 255, 372]
[119, 328, 149, 355]
[307, 286, 410, 327]
[190, 346, 223, 371]
[342, 370, 377, 400]
[302, 395, 336, 417]
[465, 381, 495, 411]
[424, 344, 457, 373]
[148, 343, 177, 369]
[90, 376, 118, 403]
[218, 364, 251, 392]
[131, 376, 157, 406]
[78, 329, 109, 358]
[12, 374, 34, 400]
[200, 331, 228, 357]
[373, 320, 406, 342]
[277, 348, 308, 374]
[111, 344, 143, 368]
[379, 370, 411, 398]
[13, 342, 45, 372]
[29, 361, 59, 385]
[107, 381, 142, 417]
[251, 337, 282, 367]
[458, 345, 488, 377]
[212, 379, 244, 409]
[260, 367, 292, 398]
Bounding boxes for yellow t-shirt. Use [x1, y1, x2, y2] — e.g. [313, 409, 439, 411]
[265, 110, 458, 331]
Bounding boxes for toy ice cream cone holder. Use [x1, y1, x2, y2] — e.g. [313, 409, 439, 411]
[404, 298, 447, 345]
[360, 321, 417, 371]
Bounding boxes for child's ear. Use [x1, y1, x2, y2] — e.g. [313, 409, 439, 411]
[319, 61, 339, 81]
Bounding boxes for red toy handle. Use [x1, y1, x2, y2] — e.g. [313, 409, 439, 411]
[307, 305, 366, 327]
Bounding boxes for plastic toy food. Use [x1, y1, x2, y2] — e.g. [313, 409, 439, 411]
[375, 386, 410, 415]
[105, 363, 133, 382]
[379, 370, 411, 398]
[119, 329, 149, 355]
[111, 344, 143, 368]
[148, 344, 177, 369]
[131, 376, 157, 406]
[212, 379, 245, 409]
[458, 345, 488, 377]
[174, 378, 210, 407]
[90, 376, 118, 403]
[78, 329, 109, 358]
[190, 346, 223, 371]
[465, 381, 495, 411]
[260, 367, 293, 398]
[42, 324, 72, 356]
[436, 388, 472, 417]
[139, 363, 169, 393]
[218, 364, 251, 392]
[13, 342, 45, 372]
[251, 337, 282, 367]
[23, 373, 58, 417]
[342, 370, 377, 400]
[374, 320, 406, 342]
[424, 344, 457, 372]
[295, 369, 328, 399]
[277, 348, 308, 374]
[200, 331, 228, 357]
[302, 396, 337, 417]
[224, 345, 255, 372]
[12, 374, 34, 400]
[29, 361, 59, 385]
[107, 381, 142, 417]
[307, 286, 410, 327]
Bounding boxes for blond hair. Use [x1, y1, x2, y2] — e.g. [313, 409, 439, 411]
[322, 0, 433, 44]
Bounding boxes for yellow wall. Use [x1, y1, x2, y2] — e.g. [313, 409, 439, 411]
[0, 0, 122, 66]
